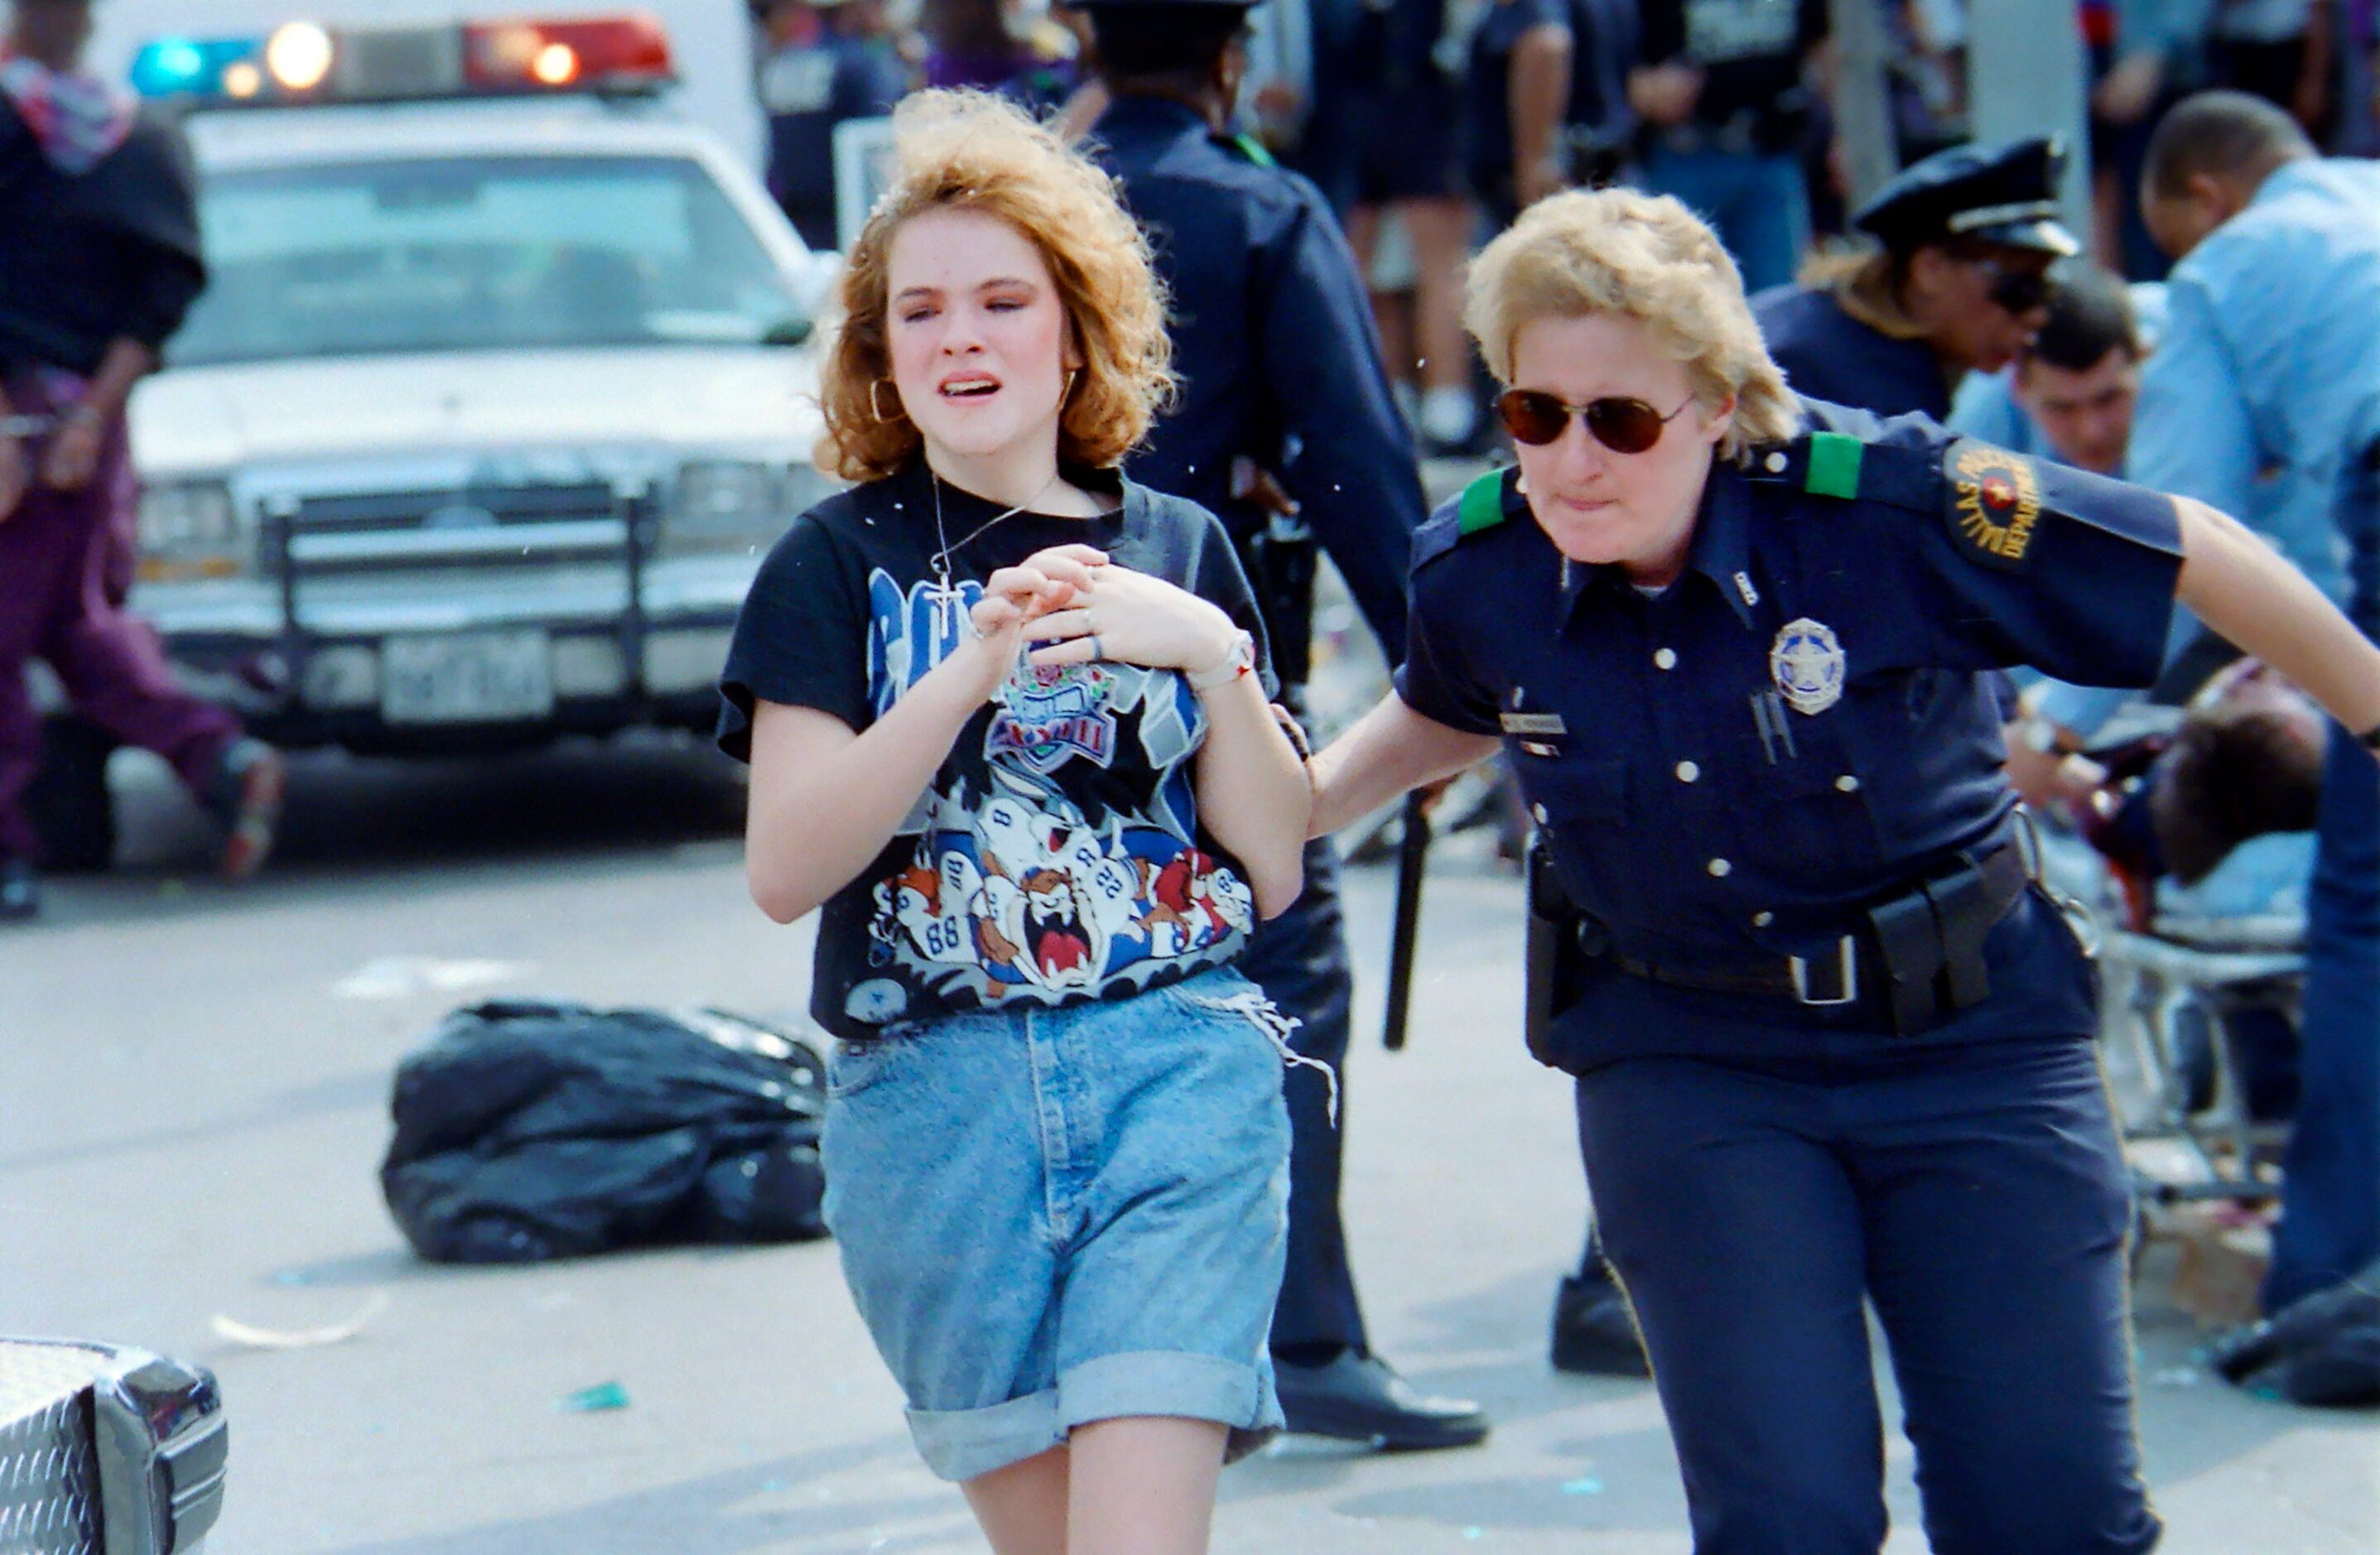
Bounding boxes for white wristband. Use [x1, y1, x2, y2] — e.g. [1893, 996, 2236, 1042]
[1185, 629, 1255, 691]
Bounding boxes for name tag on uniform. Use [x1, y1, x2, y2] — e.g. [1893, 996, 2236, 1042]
[1501, 711, 1568, 736]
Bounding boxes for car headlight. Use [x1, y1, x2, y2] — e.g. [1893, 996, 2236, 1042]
[136, 479, 250, 580]
[661, 460, 830, 556]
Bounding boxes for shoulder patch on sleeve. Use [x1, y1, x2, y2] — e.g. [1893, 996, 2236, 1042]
[1803, 431, 1864, 498]
[1458, 467, 1514, 535]
[1941, 439, 2043, 570]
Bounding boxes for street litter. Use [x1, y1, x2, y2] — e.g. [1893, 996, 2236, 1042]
[335, 956, 530, 1001]
[557, 1381, 631, 1413]
[381, 1001, 828, 1261]
[1562, 1476, 1606, 1495]
[210, 1292, 388, 1350]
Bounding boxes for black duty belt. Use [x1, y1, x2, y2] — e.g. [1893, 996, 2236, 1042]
[1608, 845, 2032, 1035]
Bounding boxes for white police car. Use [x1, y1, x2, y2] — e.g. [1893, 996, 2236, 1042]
[117, 16, 835, 761]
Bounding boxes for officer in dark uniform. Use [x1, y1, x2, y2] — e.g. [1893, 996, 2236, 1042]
[753, 0, 908, 253]
[1075, 0, 1490, 1449]
[1308, 185, 2380, 1552]
[1753, 136, 2074, 420]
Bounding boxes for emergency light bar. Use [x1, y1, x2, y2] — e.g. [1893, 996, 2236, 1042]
[129, 12, 674, 107]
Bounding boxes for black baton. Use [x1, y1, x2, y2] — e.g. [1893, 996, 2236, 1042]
[1382, 789, 1432, 1051]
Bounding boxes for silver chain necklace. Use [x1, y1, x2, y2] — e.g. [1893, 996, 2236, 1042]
[927, 467, 1066, 599]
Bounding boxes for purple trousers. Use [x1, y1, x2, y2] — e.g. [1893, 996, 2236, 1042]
[0, 374, 239, 862]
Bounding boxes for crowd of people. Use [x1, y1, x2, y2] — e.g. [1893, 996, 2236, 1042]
[753, 0, 2380, 451]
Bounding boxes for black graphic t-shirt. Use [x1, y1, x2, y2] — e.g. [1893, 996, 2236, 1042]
[719, 459, 1275, 1041]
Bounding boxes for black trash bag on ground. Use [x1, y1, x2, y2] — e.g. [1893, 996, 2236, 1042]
[2205, 1257, 2380, 1408]
[381, 1001, 829, 1263]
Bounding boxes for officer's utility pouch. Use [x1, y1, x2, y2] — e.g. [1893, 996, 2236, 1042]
[1525, 837, 1604, 1066]
[1867, 888, 1948, 1036]
[1864, 846, 2028, 1035]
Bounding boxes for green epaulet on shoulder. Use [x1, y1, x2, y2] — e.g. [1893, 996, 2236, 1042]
[1219, 132, 1278, 167]
[1801, 431, 1864, 498]
[1457, 467, 1513, 536]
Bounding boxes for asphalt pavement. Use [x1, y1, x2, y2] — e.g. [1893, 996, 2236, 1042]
[4, 725, 2375, 1553]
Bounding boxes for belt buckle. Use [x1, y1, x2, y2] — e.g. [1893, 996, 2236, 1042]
[1789, 935, 1859, 1007]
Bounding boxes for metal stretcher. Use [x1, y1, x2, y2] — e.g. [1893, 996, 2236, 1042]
[2098, 903, 2305, 1209]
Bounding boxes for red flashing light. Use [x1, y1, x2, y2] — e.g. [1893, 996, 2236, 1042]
[463, 15, 672, 92]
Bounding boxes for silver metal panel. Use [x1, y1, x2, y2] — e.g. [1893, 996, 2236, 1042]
[0, 1345, 102, 1555]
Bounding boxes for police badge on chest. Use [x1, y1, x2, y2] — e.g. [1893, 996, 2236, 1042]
[1770, 618, 1844, 715]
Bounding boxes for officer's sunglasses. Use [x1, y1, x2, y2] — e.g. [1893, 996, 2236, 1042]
[1496, 391, 1695, 453]
[1974, 258, 2055, 315]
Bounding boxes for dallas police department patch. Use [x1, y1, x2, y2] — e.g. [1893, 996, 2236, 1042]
[1770, 617, 1845, 715]
[1947, 441, 2041, 568]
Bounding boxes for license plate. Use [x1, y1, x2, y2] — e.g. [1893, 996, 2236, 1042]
[381, 631, 553, 724]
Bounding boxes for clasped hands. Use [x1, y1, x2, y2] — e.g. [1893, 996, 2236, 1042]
[947, 542, 1241, 705]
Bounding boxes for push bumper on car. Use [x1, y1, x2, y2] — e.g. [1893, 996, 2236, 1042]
[0, 1337, 227, 1553]
[129, 502, 752, 751]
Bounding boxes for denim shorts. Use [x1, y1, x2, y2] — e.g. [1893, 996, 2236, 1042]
[819, 965, 1294, 1482]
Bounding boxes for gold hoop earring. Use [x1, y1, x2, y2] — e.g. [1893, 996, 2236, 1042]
[870, 379, 902, 424]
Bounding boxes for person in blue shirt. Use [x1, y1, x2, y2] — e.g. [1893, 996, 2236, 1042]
[755, 0, 910, 253]
[1754, 136, 2069, 421]
[1078, 0, 1492, 1451]
[2128, 89, 2380, 1320]
[1305, 185, 2380, 1553]
[1948, 263, 2155, 478]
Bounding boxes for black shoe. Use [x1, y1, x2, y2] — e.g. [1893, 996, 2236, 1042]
[1274, 1350, 1490, 1450]
[1551, 1267, 1650, 1377]
[0, 856, 41, 922]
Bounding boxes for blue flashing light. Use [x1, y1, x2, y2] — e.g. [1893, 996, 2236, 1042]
[129, 36, 266, 99]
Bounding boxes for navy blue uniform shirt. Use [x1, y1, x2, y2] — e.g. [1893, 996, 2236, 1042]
[1089, 94, 1423, 662]
[1753, 283, 1952, 420]
[1397, 399, 2185, 1070]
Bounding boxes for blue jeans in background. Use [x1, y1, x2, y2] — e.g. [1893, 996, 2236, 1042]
[1638, 145, 1811, 296]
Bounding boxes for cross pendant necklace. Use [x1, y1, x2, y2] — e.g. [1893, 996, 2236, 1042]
[926, 467, 1065, 638]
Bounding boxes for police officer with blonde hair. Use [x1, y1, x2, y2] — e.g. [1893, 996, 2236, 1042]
[1305, 183, 2380, 1552]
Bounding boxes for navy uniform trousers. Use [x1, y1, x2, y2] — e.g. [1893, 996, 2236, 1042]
[1576, 1021, 2158, 1555]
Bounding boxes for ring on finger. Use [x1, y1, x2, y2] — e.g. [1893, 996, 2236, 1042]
[1090, 633, 1104, 661]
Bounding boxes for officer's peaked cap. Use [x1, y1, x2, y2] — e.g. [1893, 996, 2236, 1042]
[1852, 135, 2079, 258]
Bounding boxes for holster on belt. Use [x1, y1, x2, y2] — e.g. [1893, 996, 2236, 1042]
[1233, 502, 1316, 687]
[1525, 836, 1602, 1065]
[1595, 843, 2031, 1037]
[1866, 847, 2026, 1035]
